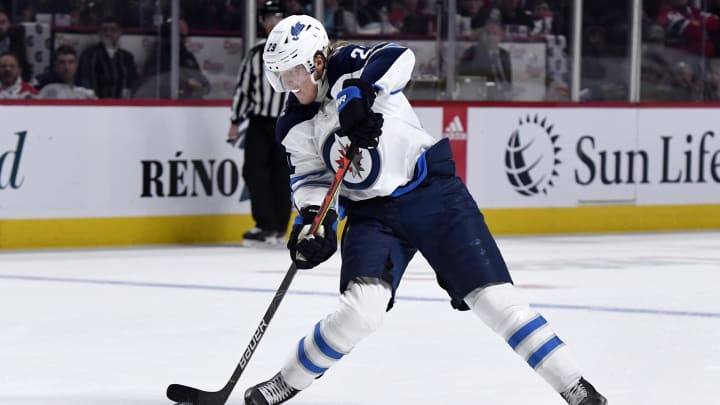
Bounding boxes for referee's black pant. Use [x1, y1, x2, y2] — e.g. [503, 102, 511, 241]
[243, 116, 291, 235]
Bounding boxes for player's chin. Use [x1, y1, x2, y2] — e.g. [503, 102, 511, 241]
[293, 90, 316, 105]
[293, 93, 309, 104]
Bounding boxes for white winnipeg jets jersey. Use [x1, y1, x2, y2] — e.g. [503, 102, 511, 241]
[277, 43, 436, 209]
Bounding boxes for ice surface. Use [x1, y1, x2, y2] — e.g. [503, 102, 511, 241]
[1, 231, 718, 404]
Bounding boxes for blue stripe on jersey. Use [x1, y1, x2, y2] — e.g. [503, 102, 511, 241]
[292, 180, 332, 192]
[527, 336, 564, 369]
[390, 151, 428, 198]
[297, 337, 328, 374]
[327, 45, 369, 91]
[507, 315, 547, 350]
[360, 44, 408, 85]
[275, 93, 320, 144]
[290, 169, 327, 186]
[313, 322, 344, 360]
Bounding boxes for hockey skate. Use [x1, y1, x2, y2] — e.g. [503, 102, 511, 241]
[561, 377, 607, 405]
[244, 372, 300, 405]
[242, 228, 281, 247]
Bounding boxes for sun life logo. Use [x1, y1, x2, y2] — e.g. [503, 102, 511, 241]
[504, 114, 561, 196]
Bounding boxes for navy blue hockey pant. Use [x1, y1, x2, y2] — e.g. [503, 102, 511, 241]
[340, 140, 513, 311]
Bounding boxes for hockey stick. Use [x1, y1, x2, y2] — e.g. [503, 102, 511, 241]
[167, 143, 360, 405]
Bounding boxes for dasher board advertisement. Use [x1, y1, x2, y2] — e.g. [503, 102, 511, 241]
[466, 107, 720, 208]
[1, 106, 250, 220]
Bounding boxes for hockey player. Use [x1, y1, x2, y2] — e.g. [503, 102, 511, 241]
[244, 14, 607, 405]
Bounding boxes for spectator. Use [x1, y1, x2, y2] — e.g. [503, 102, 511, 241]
[490, 0, 533, 39]
[656, 0, 720, 57]
[135, 18, 210, 99]
[281, 0, 309, 15]
[336, 0, 397, 34]
[16, 2, 36, 23]
[641, 23, 677, 101]
[36, 45, 96, 99]
[458, 0, 489, 33]
[355, 0, 382, 28]
[671, 59, 705, 101]
[580, 24, 610, 100]
[78, 16, 139, 98]
[457, 21, 513, 100]
[74, 0, 106, 27]
[323, 0, 339, 35]
[0, 7, 32, 80]
[390, 0, 434, 35]
[0, 51, 37, 98]
[529, 0, 555, 37]
[181, 0, 239, 30]
[329, 0, 358, 36]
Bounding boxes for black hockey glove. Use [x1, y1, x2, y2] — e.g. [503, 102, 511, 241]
[336, 78, 384, 149]
[287, 206, 338, 269]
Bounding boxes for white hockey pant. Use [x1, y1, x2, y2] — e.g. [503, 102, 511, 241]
[464, 282, 582, 392]
[281, 277, 391, 390]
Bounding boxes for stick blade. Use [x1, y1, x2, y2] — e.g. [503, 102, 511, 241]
[167, 383, 201, 403]
[167, 383, 229, 405]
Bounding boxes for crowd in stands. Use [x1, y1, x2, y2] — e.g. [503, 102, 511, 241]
[2, 0, 720, 102]
[0, 0, 571, 39]
[0, 4, 209, 100]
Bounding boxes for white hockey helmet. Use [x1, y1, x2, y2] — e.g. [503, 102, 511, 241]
[263, 14, 329, 92]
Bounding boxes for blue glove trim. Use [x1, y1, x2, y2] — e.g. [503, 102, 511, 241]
[337, 201, 347, 221]
[336, 86, 362, 112]
[293, 214, 305, 226]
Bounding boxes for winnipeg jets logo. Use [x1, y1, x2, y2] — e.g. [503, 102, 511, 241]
[291, 22, 305, 40]
[322, 129, 381, 190]
[335, 140, 365, 179]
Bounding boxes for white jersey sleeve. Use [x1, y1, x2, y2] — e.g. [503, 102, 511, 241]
[278, 43, 438, 209]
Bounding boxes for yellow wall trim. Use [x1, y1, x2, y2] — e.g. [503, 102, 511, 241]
[1, 204, 719, 249]
[483, 204, 720, 235]
[0, 215, 257, 249]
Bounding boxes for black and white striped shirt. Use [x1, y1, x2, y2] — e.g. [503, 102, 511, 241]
[230, 40, 287, 124]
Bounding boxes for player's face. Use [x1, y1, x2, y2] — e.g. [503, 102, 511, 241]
[280, 64, 313, 92]
[266, 54, 324, 104]
[292, 66, 319, 104]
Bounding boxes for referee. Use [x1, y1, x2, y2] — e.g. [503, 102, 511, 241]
[227, 0, 290, 246]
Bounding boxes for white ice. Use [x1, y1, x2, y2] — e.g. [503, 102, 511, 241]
[1, 231, 719, 404]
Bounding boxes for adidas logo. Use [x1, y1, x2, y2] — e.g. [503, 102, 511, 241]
[443, 115, 467, 140]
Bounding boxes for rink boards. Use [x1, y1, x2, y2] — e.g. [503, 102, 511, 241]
[1, 102, 719, 248]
